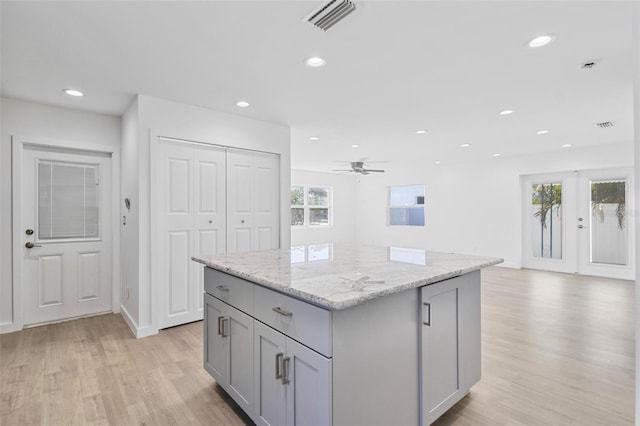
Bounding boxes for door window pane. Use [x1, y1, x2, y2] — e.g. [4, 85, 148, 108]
[38, 161, 99, 240]
[531, 183, 562, 259]
[591, 179, 627, 265]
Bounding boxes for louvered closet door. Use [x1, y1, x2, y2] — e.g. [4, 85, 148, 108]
[160, 140, 225, 328]
[227, 150, 280, 253]
[22, 146, 112, 325]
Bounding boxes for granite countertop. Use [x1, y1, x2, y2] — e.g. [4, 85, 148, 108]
[192, 244, 503, 310]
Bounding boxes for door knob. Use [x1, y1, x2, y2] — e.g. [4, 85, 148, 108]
[25, 242, 42, 249]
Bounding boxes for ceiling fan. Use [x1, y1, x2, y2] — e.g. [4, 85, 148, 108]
[332, 161, 385, 175]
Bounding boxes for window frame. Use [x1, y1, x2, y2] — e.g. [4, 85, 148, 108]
[388, 184, 426, 227]
[291, 185, 333, 228]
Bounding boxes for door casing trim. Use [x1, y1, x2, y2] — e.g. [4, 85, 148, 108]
[5, 135, 121, 333]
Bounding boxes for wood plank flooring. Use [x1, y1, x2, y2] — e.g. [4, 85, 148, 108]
[1, 267, 634, 425]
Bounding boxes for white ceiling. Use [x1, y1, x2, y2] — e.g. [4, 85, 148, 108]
[1, 1, 634, 172]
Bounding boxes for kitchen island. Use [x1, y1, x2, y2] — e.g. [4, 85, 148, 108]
[193, 244, 502, 426]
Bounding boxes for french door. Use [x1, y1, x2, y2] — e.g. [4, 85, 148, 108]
[522, 168, 634, 280]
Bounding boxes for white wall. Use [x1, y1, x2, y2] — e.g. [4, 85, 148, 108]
[120, 98, 140, 326]
[291, 170, 357, 246]
[0, 97, 121, 332]
[120, 95, 291, 337]
[354, 142, 634, 268]
[632, 2, 639, 422]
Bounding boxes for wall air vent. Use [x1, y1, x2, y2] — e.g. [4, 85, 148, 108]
[595, 121, 615, 128]
[304, 0, 356, 31]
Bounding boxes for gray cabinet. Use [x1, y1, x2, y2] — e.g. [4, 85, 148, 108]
[204, 293, 254, 415]
[420, 271, 481, 425]
[204, 266, 482, 426]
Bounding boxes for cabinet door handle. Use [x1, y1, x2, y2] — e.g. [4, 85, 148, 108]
[220, 317, 229, 337]
[281, 356, 290, 385]
[423, 302, 431, 326]
[217, 285, 230, 292]
[275, 352, 284, 380]
[217, 316, 224, 335]
[272, 307, 293, 317]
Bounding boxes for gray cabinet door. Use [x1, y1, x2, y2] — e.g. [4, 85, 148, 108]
[420, 271, 481, 425]
[254, 321, 288, 426]
[226, 304, 254, 415]
[285, 337, 332, 426]
[204, 293, 227, 384]
[204, 294, 254, 415]
[421, 280, 462, 423]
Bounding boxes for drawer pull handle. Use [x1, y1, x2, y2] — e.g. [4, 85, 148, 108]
[275, 352, 284, 380]
[272, 307, 293, 317]
[282, 356, 291, 385]
[217, 285, 230, 292]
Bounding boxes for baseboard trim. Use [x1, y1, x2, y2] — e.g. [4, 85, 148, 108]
[0, 321, 22, 334]
[120, 305, 158, 338]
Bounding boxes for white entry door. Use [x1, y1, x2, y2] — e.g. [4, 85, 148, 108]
[21, 146, 112, 326]
[158, 139, 226, 328]
[227, 149, 280, 253]
[522, 168, 634, 280]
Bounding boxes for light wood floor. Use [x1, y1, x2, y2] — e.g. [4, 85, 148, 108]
[1, 267, 634, 425]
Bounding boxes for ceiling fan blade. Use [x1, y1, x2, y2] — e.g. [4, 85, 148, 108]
[363, 169, 385, 173]
[332, 169, 353, 172]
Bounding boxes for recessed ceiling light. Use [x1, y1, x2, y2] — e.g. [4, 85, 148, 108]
[236, 101, 249, 108]
[528, 34, 554, 48]
[351, 144, 359, 148]
[415, 130, 427, 134]
[304, 56, 326, 67]
[63, 88, 83, 97]
[537, 130, 549, 135]
[562, 144, 572, 148]
[499, 110, 514, 115]
[434, 161, 441, 164]
[493, 153, 502, 157]
[309, 136, 320, 141]
[461, 143, 471, 148]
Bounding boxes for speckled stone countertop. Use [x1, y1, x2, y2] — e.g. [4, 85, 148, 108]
[192, 244, 503, 311]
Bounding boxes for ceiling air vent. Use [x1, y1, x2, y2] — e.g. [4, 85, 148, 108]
[595, 121, 615, 128]
[304, 0, 356, 31]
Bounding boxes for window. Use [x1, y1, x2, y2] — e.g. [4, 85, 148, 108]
[389, 185, 425, 226]
[291, 185, 331, 227]
[38, 160, 100, 240]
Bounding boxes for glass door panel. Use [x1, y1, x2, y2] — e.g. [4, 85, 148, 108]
[590, 179, 627, 266]
[531, 182, 563, 259]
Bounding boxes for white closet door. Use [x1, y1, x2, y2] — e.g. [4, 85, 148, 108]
[159, 140, 225, 328]
[227, 150, 280, 253]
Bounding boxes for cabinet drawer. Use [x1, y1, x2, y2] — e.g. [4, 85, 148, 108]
[204, 268, 254, 315]
[254, 285, 332, 357]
